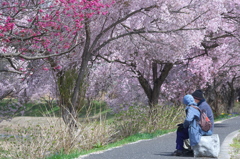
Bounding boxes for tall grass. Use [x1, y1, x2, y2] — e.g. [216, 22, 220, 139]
[0, 116, 116, 159]
[113, 105, 184, 139]
[0, 100, 115, 159]
[0, 101, 185, 159]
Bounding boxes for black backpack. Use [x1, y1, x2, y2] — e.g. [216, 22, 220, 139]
[190, 105, 212, 132]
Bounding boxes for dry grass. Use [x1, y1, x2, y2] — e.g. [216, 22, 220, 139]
[0, 105, 185, 159]
[0, 117, 115, 159]
[0, 117, 63, 134]
[113, 105, 184, 139]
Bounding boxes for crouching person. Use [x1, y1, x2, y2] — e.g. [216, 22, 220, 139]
[172, 94, 212, 156]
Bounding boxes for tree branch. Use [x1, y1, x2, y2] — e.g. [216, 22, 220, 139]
[0, 69, 23, 74]
[90, 5, 158, 52]
[93, 26, 205, 55]
[0, 43, 79, 60]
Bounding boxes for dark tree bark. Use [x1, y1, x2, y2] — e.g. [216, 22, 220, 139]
[226, 80, 235, 114]
[138, 63, 173, 109]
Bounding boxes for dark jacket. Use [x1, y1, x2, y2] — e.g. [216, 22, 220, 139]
[198, 99, 214, 132]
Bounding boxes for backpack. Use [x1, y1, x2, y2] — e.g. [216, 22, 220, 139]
[190, 105, 212, 132]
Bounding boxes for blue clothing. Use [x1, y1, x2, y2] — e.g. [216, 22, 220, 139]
[183, 94, 197, 106]
[176, 127, 212, 150]
[176, 127, 189, 150]
[183, 105, 201, 146]
[182, 95, 202, 146]
[176, 95, 213, 150]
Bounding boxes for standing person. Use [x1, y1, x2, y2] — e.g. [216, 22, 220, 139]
[172, 94, 202, 156]
[192, 89, 214, 134]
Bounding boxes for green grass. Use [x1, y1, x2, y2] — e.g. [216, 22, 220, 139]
[231, 137, 240, 149]
[0, 98, 60, 117]
[23, 102, 60, 117]
[78, 100, 115, 120]
[230, 132, 240, 159]
[215, 113, 239, 122]
[46, 151, 81, 159]
[0, 99, 12, 107]
[0, 147, 9, 158]
[0, 99, 114, 119]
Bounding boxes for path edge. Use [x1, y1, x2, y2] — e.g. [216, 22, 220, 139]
[218, 129, 240, 159]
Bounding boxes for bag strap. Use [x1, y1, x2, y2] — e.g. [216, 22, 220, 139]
[190, 105, 201, 112]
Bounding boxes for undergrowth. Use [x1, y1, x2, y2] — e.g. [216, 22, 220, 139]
[230, 133, 240, 159]
[0, 99, 239, 159]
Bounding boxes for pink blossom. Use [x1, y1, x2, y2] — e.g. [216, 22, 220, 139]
[54, 65, 62, 70]
[42, 67, 49, 71]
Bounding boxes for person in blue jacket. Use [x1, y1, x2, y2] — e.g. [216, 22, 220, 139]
[172, 94, 212, 156]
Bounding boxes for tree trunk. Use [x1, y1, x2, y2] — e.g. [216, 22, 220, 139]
[71, 21, 91, 109]
[204, 79, 222, 116]
[226, 81, 235, 114]
[151, 63, 173, 107]
[58, 69, 79, 128]
[137, 62, 173, 123]
[57, 21, 92, 128]
[138, 62, 173, 110]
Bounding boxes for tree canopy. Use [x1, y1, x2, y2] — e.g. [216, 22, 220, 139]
[0, 0, 240, 121]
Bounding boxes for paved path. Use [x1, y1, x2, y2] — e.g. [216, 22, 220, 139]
[78, 116, 240, 159]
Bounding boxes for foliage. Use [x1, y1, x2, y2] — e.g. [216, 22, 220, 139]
[0, 101, 184, 158]
[46, 151, 81, 159]
[58, 69, 78, 104]
[113, 105, 148, 138]
[78, 100, 113, 120]
[0, 98, 60, 117]
[113, 104, 184, 139]
[230, 133, 240, 159]
[0, 0, 112, 126]
[23, 101, 60, 117]
[0, 98, 25, 122]
[0, 99, 112, 119]
[215, 113, 239, 121]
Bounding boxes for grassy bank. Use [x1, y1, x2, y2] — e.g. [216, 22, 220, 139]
[0, 100, 185, 159]
[230, 132, 240, 159]
[0, 99, 239, 159]
[46, 113, 239, 159]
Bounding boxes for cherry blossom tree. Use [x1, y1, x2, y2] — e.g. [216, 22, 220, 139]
[1, 0, 239, 125]
[0, 0, 111, 126]
[86, 0, 240, 117]
[184, 0, 240, 114]
[89, 0, 231, 111]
